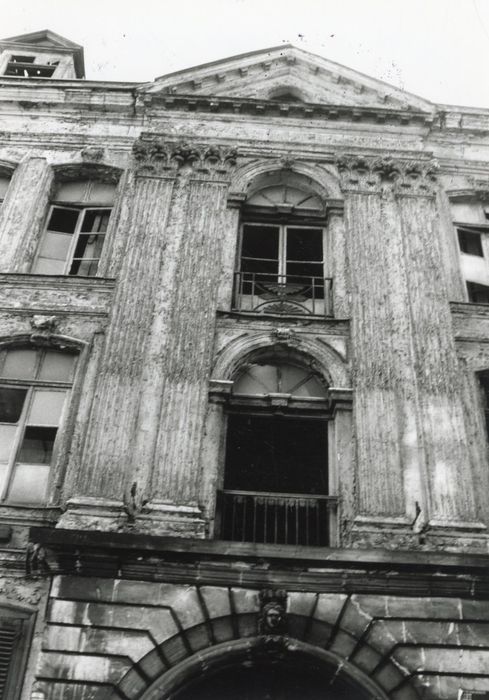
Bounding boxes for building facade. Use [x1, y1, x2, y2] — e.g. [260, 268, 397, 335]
[0, 28, 488, 700]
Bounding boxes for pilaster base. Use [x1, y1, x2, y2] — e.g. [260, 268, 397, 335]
[348, 515, 488, 553]
[57, 497, 207, 538]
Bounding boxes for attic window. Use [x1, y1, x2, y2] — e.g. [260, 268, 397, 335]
[4, 55, 56, 78]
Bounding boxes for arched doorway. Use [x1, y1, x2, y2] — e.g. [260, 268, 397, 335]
[141, 638, 387, 700]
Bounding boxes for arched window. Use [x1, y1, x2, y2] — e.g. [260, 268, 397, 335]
[0, 346, 77, 504]
[234, 172, 332, 317]
[32, 179, 116, 276]
[217, 355, 335, 546]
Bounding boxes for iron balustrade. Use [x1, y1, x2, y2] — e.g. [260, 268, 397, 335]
[233, 272, 333, 316]
[217, 489, 337, 546]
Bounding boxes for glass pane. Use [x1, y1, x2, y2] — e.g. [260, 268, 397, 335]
[27, 390, 66, 426]
[0, 425, 18, 461]
[38, 231, 72, 260]
[87, 183, 116, 205]
[39, 352, 76, 382]
[0, 177, 9, 200]
[286, 228, 323, 262]
[0, 387, 27, 422]
[8, 463, 49, 504]
[81, 210, 111, 233]
[72, 233, 105, 262]
[17, 426, 57, 464]
[241, 225, 279, 261]
[69, 258, 99, 276]
[1, 349, 37, 379]
[32, 257, 67, 275]
[234, 365, 278, 394]
[286, 262, 323, 278]
[0, 464, 8, 497]
[56, 181, 88, 202]
[46, 207, 80, 234]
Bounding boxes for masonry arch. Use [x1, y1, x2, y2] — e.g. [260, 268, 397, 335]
[201, 337, 351, 544]
[229, 159, 342, 201]
[141, 637, 389, 700]
[107, 598, 422, 700]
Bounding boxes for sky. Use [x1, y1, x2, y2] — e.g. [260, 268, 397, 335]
[2, 0, 489, 108]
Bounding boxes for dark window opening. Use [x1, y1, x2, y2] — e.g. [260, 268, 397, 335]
[467, 281, 489, 304]
[458, 227, 484, 256]
[219, 413, 330, 546]
[4, 56, 56, 78]
[479, 372, 489, 439]
[224, 414, 327, 494]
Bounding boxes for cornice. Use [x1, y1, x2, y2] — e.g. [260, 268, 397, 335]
[138, 92, 434, 127]
[29, 526, 489, 598]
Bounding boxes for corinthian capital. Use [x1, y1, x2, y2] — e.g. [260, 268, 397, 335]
[335, 154, 439, 195]
[132, 136, 239, 177]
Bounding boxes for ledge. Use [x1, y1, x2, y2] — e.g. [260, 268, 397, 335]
[30, 526, 489, 572]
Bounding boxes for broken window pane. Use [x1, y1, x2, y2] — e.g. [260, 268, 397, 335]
[17, 426, 57, 464]
[46, 207, 79, 234]
[467, 282, 489, 304]
[458, 228, 484, 256]
[224, 414, 328, 494]
[0, 387, 27, 423]
[1, 349, 37, 379]
[286, 228, 323, 262]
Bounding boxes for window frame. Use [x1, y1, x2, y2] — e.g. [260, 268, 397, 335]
[33, 200, 113, 277]
[0, 348, 75, 506]
[239, 221, 326, 278]
[0, 606, 36, 700]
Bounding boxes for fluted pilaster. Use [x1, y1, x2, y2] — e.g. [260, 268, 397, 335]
[0, 157, 53, 272]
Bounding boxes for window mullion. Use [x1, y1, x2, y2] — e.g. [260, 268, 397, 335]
[279, 225, 287, 278]
[1, 386, 32, 503]
[64, 208, 84, 274]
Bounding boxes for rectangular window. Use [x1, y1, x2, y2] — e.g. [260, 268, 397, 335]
[32, 205, 111, 276]
[0, 608, 35, 700]
[4, 55, 56, 78]
[467, 281, 489, 304]
[0, 348, 76, 505]
[457, 227, 484, 256]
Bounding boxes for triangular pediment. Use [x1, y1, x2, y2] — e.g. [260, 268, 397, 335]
[144, 45, 433, 113]
[1, 29, 82, 51]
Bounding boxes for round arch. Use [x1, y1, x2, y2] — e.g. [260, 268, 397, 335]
[212, 332, 349, 389]
[228, 159, 342, 201]
[137, 637, 390, 700]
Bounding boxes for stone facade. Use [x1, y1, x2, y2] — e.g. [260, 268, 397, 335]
[0, 30, 488, 700]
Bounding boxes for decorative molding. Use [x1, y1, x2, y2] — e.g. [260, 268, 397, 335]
[143, 93, 434, 127]
[335, 154, 439, 195]
[132, 136, 239, 177]
[80, 146, 105, 162]
[259, 589, 288, 634]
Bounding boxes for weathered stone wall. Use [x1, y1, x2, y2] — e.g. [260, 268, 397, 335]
[31, 573, 489, 700]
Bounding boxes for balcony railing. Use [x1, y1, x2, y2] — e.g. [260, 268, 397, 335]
[233, 272, 333, 317]
[217, 489, 338, 547]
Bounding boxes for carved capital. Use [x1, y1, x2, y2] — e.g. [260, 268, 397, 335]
[335, 154, 439, 195]
[133, 136, 239, 178]
[259, 589, 288, 634]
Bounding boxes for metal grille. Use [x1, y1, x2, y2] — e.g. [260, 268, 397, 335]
[233, 272, 333, 316]
[218, 489, 337, 546]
